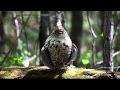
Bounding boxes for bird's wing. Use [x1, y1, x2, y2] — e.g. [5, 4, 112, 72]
[41, 47, 54, 68]
[67, 43, 78, 65]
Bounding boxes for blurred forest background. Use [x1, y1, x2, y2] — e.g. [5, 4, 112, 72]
[0, 11, 120, 71]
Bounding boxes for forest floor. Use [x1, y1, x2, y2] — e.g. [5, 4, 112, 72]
[0, 66, 120, 79]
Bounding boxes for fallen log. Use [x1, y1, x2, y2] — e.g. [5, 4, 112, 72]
[0, 66, 119, 79]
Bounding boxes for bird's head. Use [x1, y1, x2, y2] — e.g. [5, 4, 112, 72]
[51, 25, 68, 39]
[51, 11, 69, 38]
[54, 19, 64, 34]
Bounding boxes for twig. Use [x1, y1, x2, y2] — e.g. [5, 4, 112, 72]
[0, 43, 17, 66]
[20, 11, 32, 51]
[20, 12, 32, 37]
[13, 11, 21, 37]
[87, 11, 97, 39]
[23, 55, 37, 67]
[33, 38, 39, 57]
[112, 51, 120, 58]
[12, 11, 21, 54]
[25, 55, 36, 62]
[87, 11, 97, 68]
[112, 11, 120, 43]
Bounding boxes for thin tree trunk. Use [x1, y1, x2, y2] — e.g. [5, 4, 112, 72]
[12, 11, 21, 54]
[0, 11, 6, 54]
[114, 11, 120, 52]
[95, 11, 105, 68]
[113, 11, 120, 66]
[39, 11, 51, 66]
[103, 11, 114, 72]
[70, 11, 83, 67]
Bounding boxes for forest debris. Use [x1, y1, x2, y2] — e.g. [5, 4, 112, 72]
[23, 55, 36, 67]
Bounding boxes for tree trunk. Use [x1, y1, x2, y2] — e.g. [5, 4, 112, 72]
[114, 11, 120, 52]
[70, 11, 83, 67]
[0, 11, 6, 54]
[103, 11, 114, 72]
[39, 11, 51, 66]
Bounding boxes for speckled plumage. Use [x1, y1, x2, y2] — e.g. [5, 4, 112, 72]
[41, 29, 78, 69]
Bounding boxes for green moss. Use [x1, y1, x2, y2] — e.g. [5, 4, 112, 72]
[0, 66, 118, 79]
[0, 68, 28, 79]
[62, 68, 105, 79]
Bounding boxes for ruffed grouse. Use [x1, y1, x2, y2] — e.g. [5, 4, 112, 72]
[41, 11, 78, 69]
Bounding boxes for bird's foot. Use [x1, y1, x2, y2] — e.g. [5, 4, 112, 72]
[67, 64, 76, 69]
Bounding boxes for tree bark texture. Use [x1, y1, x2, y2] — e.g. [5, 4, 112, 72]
[0, 11, 6, 51]
[39, 11, 51, 65]
[103, 11, 114, 72]
[70, 11, 83, 67]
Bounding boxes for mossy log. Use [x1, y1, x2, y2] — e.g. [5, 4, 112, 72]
[0, 66, 119, 79]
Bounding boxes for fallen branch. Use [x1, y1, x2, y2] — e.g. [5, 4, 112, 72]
[112, 51, 120, 58]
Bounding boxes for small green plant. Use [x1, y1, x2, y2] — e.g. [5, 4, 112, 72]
[0, 56, 4, 63]
[4, 55, 24, 67]
[2, 39, 32, 67]
[3, 50, 31, 67]
[81, 51, 92, 66]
